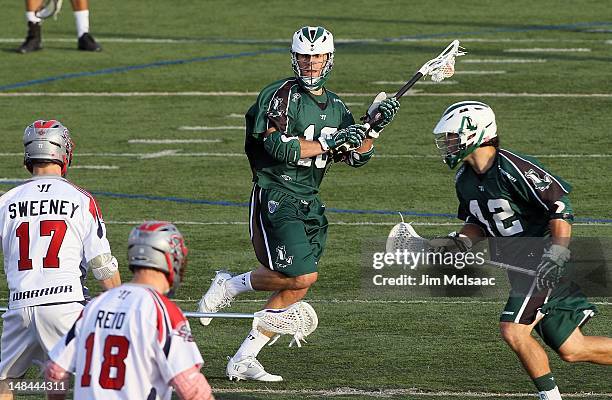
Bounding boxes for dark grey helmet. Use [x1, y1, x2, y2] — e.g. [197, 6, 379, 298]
[128, 221, 188, 294]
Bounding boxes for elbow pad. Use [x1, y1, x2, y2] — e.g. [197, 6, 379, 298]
[87, 253, 119, 281]
[263, 131, 301, 164]
[345, 146, 374, 167]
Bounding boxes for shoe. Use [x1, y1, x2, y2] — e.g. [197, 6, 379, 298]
[197, 270, 233, 326]
[17, 22, 42, 54]
[78, 33, 102, 52]
[226, 356, 283, 382]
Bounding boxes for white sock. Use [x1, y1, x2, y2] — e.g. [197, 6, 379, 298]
[26, 11, 42, 24]
[73, 10, 90, 38]
[225, 272, 254, 297]
[234, 328, 270, 360]
[539, 387, 562, 400]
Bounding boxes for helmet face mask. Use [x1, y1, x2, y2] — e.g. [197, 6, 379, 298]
[432, 101, 497, 169]
[23, 120, 74, 176]
[128, 221, 188, 296]
[291, 26, 334, 90]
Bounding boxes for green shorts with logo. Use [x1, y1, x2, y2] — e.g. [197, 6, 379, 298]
[249, 185, 328, 277]
[500, 282, 598, 350]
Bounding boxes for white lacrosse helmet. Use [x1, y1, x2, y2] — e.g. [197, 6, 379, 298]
[433, 101, 497, 169]
[23, 120, 74, 176]
[291, 26, 334, 90]
[128, 221, 189, 295]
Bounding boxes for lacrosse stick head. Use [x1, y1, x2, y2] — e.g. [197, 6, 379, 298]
[421, 40, 466, 82]
[35, 0, 64, 20]
[253, 301, 318, 348]
[386, 221, 431, 254]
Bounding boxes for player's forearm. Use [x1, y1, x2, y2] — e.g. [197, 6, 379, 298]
[549, 219, 571, 248]
[99, 270, 121, 290]
[354, 138, 373, 154]
[299, 137, 326, 158]
[459, 223, 485, 245]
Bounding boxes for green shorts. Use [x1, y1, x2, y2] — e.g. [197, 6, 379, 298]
[500, 282, 597, 350]
[249, 185, 328, 277]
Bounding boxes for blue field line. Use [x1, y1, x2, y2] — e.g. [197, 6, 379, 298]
[2, 21, 611, 92]
[0, 48, 285, 92]
[0, 181, 609, 223]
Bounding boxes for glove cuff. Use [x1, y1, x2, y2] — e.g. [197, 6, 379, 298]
[545, 244, 571, 264]
[318, 135, 331, 151]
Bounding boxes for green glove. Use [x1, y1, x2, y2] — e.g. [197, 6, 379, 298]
[536, 244, 570, 291]
[319, 124, 367, 152]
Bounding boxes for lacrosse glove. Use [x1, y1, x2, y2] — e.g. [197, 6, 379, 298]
[362, 93, 401, 138]
[535, 244, 570, 291]
[429, 232, 472, 254]
[319, 124, 367, 153]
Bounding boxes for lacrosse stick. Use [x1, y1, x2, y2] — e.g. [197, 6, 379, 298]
[386, 216, 536, 276]
[35, 0, 63, 20]
[252, 301, 318, 348]
[362, 40, 466, 132]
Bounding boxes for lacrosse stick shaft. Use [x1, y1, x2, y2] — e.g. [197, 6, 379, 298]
[486, 260, 536, 277]
[0, 306, 254, 319]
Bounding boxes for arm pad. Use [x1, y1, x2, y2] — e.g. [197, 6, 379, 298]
[345, 146, 374, 168]
[87, 253, 119, 281]
[263, 131, 301, 164]
[171, 365, 214, 400]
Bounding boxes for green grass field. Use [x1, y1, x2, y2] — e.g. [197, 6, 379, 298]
[0, 1, 611, 399]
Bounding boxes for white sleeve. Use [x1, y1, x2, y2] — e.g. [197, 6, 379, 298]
[48, 310, 83, 373]
[80, 195, 112, 263]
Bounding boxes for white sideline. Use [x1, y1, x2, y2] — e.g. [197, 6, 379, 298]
[178, 126, 244, 131]
[2, 91, 612, 98]
[127, 139, 222, 144]
[71, 165, 119, 170]
[504, 48, 591, 53]
[212, 388, 612, 398]
[372, 81, 458, 85]
[461, 59, 547, 63]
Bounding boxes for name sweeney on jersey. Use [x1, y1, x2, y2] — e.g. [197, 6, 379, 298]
[6, 199, 79, 219]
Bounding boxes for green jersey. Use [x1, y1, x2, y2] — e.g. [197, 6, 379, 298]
[245, 78, 355, 199]
[455, 148, 573, 238]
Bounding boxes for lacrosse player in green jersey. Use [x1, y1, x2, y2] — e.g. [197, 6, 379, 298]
[430, 101, 612, 399]
[196, 26, 400, 381]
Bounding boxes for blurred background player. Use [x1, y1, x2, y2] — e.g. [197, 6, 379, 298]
[197, 26, 400, 381]
[429, 101, 612, 400]
[45, 221, 214, 400]
[17, 0, 101, 53]
[0, 120, 121, 398]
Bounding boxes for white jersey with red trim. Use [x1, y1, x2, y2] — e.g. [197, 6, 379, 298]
[0, 176, 109, 309]
[49, 283, 203, 400]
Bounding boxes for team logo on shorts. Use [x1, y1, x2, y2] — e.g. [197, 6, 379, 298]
[268, 200, 279, 214]
[525, 169, 552, 191]
[275, 245, 293, 269]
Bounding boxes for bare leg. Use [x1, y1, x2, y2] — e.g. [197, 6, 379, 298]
[70, 0, 88, 11]
[25, 0, 45, 12]
[500, 319, 551, 378]
[558, 327, 612, 364]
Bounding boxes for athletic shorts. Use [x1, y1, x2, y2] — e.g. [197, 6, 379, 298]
[0, 302, 83, 379]
[249, 185, 328, 277]
[500, 282, 597, 350]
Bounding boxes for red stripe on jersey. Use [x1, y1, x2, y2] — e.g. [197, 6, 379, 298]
[157, 293, 187, 330]
[147, 290, 166, 344]
[66, 181, 104, 221]
[138, 221, 172, 232]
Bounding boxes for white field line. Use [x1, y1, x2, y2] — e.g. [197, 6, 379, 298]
[345, 102, 365, 106]
[138, 149, 180, 159]
[373, 81, 459, 86]
[103, 220, 611, 227]
[461, 58, 547, 63]
[71, 165, 119, 170]
[225, 113, 244, 118]
[2, 91, 612, 98]
[607, 40, 612, 45]
[504, 48, 591, 53]
[0, 37, 604, 44]
[127, 139, 221, 144]
[1, 153, 611, 159]
[177, 126, 244, 131]
[454, 70, 506, 75]
[211, 388, 612, 398]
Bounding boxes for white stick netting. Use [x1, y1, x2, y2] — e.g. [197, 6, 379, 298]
[253, 301, 318, 348]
